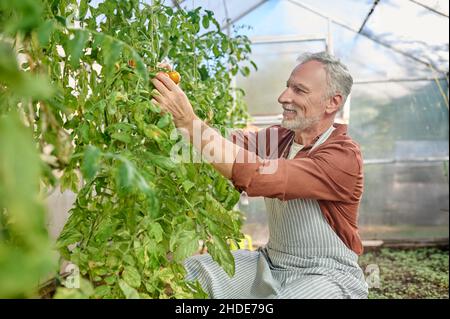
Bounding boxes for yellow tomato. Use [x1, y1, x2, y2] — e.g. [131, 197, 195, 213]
[166, 71, 181, 84]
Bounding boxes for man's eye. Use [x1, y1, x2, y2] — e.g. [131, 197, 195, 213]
[293, 87, 304, 94]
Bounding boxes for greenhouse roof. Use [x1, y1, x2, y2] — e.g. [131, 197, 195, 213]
[169, 0, 449, 76]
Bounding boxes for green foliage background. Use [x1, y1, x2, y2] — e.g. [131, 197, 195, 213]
[0, 0, 255, 298]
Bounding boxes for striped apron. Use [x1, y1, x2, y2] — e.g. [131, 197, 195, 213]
[184, 126, 369, 299]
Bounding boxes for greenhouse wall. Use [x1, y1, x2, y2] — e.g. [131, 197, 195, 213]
[231, 0, 449, 244]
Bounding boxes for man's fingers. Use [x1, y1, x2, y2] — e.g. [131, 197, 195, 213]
[151, 77, 171, 95]
[151, 88, 169, 101]
[151, 98, 162, 107]
[156, 72, 178, 91]
[151, 98, 160, 106]
[151, 88, 161, 97]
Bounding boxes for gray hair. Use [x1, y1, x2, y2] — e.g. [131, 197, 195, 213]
[297, 52, 353, 105]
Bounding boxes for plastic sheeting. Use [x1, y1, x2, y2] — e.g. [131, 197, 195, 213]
[173, 0, 448, 74]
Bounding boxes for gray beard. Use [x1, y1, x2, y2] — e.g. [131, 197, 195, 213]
[281, 114, 322, 131]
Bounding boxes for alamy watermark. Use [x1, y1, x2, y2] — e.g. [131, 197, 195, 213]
[62, 263, 80, 289]
[168, 120, 280, 174]
[365, 264, 381, 289]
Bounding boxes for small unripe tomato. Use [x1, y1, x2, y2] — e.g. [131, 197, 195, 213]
[166, 71, 181, 84]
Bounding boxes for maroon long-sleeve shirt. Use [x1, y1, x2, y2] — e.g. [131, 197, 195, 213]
[230, 123, 364, 255]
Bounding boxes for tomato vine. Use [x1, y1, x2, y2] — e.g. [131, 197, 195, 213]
[0, 0, 255, 298]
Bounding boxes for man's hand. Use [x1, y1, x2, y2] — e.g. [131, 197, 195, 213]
[151, 72, 198, 130]
[150, 72, 245, 180]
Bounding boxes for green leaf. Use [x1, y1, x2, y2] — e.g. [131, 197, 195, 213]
[170, 230, 199, 262]
[214, 177, 229, 200]
[0, 43, 53, 98]
[240, 66, 250, 77]
[0, 41, 23, 84]
[204, 218, 219, 235]
[212, 44, 220, 58]
[79, 0, 89, 19]
[223, 189, 241, 211]
[60, 169, 79, 193]
[103, 38, 123, 72]
[54, 15, 66, 27]
[122, 266, 141, 289]
[20, 74, 54, 98]
[53, 278, 94, 299]
[182, 180, 195, 193]
[207, 235, 235, 276]
[104, 275, 116, 285]
[81, 145, 101, 180]
[145, 152, 176, 171]
[143, 124, 167, 141]
[157, 267, 175, 282]
[149, 223, 164, 243]
[131, 50, 148, 84]
[111, 132, 132, 144]
[123, 254, 135, 266]
[94, 216, 116, 243]
[36, 20, 54, 47]
[165, 6, 173, 16]
[94, 285, 111, 297]
[106, 255, 120, 268]
[0, 0, 43, 34]
[221, 37, 229, 51]
[202, 15, 210, 29]
[116, 161, 134, 192]
[118, 279, 140, 299]
[78, 122, 90, 143]
[0, 114, 58, 297]
[56, 228, 83, 248]
[92, 33, 105, 50]
[156, 113, 172, 129]
[106, 122, 136, 133]
[68, 30, 89, 68]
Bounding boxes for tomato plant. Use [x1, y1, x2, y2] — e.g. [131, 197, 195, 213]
[0, 0, 256, 298]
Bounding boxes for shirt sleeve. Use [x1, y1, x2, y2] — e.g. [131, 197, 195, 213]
[230, 142, 363, 202]
[229, 128, 260, 155]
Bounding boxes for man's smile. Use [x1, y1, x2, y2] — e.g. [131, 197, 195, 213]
[282, 105, 298, 118]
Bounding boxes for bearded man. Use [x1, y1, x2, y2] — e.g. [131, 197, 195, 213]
[151, 52, 368, 299]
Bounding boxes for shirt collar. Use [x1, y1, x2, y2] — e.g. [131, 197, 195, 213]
[301, 124, 336, 150]
[278, 123, 347, 158]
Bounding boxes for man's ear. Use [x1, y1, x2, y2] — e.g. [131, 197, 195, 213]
[325, 94, 343, 115]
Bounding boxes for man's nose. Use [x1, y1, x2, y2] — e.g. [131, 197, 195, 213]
[278, 88, 291, 105]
